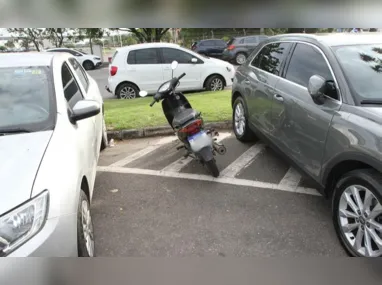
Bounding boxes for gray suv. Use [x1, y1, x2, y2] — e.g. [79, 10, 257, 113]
[231, 33, 382, 257]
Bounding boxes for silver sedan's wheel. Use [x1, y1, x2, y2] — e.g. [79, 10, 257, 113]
[210, 78, 224, 91]
[119, 86, 136, 99]
[81, 200, 95, 257]
[338, 185, 382, 257]
[234, 102, 245, 136]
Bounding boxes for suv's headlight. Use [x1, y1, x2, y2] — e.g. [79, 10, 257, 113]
[0, 190, 49, 256]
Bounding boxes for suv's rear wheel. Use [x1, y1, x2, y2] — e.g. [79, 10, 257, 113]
[116, 83, 139, 99]
[232, 96, 256, 142]
[332, 169, 382, 257]
[235, 53, 247, 65]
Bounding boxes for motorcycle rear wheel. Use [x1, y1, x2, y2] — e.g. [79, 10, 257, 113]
[205, 159, 219, 178]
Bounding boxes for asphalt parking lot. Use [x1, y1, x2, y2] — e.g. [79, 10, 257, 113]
[93, 132, 348, 257]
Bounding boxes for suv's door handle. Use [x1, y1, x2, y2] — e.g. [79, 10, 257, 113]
[244, 79, 250, 84]
[274, 94, 284, 102]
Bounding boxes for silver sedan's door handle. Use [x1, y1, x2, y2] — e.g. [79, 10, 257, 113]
[274, 94, 284, 102]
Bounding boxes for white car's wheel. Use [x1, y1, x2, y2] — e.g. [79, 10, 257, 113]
[77, 190, 95, 257]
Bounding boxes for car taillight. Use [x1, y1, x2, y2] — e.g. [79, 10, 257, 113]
[227, 45, 235, 50]
[110, 66, 118, 76]
[179, 119, 203, 135]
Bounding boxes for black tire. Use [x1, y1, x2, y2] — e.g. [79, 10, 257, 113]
[100, 116, 108, 151]
[232, 96, 256, 142]
[83, 60, 95, 71]
[116, 83, 139, 99]
[332, 169, 382, 257]
[77, 190, 95, 257]
[205, 159, 219, 178]
[235, 52, 247, 65]
[205, 75, 225, 91]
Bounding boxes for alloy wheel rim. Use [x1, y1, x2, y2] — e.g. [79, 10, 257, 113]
[120, 87, 136, 99]
[338, 185, 382, 257]
[211, 78, 223, 91]
[81, 200, 95, 257]
[234, 102, 245, 136]
[237, 54, 246, 64]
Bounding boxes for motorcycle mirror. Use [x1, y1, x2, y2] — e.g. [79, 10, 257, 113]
[139, 91, 148, 97]
[171, 61, 178, 70]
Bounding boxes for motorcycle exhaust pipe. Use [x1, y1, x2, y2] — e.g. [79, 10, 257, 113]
[213, 143, 226, 155]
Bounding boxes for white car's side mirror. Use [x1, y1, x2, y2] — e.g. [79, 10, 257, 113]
[139, 91, 148, 97]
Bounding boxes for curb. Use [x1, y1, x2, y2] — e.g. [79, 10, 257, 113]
[107, 121, 232, 140]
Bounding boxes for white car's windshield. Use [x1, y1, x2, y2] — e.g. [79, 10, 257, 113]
[0, 66, 55, 133]
[334, 44, 382, 101]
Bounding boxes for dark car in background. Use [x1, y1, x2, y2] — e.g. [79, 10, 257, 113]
[191, 39, 227, 58]
[222, 35, 268, 65]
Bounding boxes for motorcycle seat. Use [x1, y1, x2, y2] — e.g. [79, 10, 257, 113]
[172, 109, 200, 128]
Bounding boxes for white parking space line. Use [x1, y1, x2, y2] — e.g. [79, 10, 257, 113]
[97, 166, 321, 196]
[278, 167, 302, 190]
[161, 132, 232, 173]
[220, 143, 266, 178]
[109, 136, 177, 167]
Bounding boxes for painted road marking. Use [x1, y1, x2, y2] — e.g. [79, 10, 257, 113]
[278, 167, 302, 190]
[160, 132, 232, 173]
[97, 166, 320, 196]
[109, 136, 178, 167]
[220, 143, 266, 178]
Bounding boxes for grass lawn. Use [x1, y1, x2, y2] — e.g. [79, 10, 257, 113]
[104, 90, 232, 130]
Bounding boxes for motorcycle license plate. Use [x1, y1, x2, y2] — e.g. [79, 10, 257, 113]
[187, 131, 204, 142]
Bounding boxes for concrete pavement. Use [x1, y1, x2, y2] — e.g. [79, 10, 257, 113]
[93, 133, 347, 256]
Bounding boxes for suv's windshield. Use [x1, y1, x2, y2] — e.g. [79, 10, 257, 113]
[0, 66, 55, 134]
[334, 44, 382, 102]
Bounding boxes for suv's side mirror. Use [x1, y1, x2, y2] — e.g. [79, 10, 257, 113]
[70, 100, 101, 123]
[308, 75, 326, 105]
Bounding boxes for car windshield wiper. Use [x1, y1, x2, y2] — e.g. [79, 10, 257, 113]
[360, 99, 382, 105]
[0, 128, 32, 135]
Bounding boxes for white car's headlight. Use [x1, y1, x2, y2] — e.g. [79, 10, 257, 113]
[0, 190, 49, 256]
[159, 82, 171, 92]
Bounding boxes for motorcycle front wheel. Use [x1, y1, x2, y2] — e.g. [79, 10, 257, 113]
[205, 159, 219, 178]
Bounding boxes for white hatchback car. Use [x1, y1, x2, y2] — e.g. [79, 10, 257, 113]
[45, 48, 102, 70]
[106, 43, 236, 99]
[0, 52, 108, 257]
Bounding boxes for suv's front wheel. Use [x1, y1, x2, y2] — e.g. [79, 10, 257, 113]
[332, 169, 382, 257]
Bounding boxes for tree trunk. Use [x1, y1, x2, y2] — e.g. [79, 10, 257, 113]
[89, 37, 93, 54]
[32, 40, 40, 51]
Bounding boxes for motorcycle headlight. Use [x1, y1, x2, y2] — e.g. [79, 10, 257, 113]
[0, 190, 49, 256]
[159, 82, 171, 92]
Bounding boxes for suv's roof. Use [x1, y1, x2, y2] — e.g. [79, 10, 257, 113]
[199, 38, 224, 42]
[0, 52, 56, 67]
[117, 42, 180, 52]
[267, 32, 382, 47]
[233, 35, 268, 40]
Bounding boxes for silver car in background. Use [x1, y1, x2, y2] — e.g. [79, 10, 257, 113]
[232, 33, 382, 257]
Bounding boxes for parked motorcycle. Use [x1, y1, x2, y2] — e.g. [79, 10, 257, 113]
[139, 61, 226, 177]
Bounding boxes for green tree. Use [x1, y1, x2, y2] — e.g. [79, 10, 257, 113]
[46, 28, 74, 47]
[4, 40, 15, 48]
[7, 28, 45, 51]
[111, 28, 170, 43]
[78, 28, 104, 53]
[0, 46, 6, 51]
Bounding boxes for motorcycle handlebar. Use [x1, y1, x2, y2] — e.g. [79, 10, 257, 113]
[178, 73, 186, 80]
[150, 100, 156, 107]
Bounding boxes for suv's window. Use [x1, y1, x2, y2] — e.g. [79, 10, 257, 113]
[245, 37, 258, 44]
[68, 58, 89, 91]
[203, 40, 215, 46]
[215, 40, 227, 47]
[162, 48, 194, 64]
[127, 48, 159, 64]
[285, 43, 334, 89]
[61, 63, 84, 109]
[251, 42, 292, 76]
